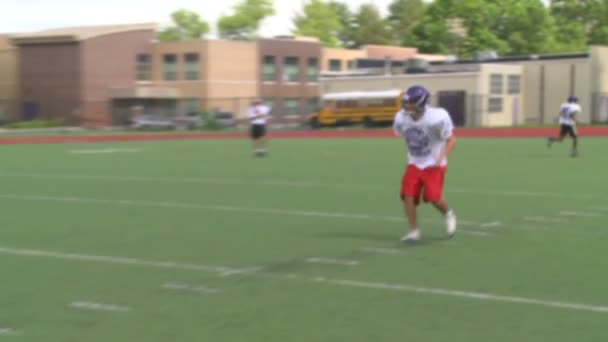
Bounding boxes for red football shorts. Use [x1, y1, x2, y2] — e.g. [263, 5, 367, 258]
[400, 164, 447, 205]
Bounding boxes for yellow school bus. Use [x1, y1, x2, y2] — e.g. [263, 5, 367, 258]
[309, 89, 403, 128]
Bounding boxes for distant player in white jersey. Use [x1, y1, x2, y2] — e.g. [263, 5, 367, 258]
[547, 95, 580, 157]
[392, 85, 457, 242]
[245, 98, 271, 156]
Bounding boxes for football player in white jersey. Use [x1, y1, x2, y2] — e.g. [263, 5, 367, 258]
[392, 85, 457, 242]
[245, 98, 271, 156]
[547, 95, 580, 157]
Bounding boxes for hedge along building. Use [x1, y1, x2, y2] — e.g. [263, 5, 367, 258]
[319, 46, 608, 127]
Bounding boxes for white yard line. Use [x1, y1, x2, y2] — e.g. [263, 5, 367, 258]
[0, 246, 237, 274]
[161, 282, 222, 294]
[480, 221, 502, 228]
[320, 279, 608, 314]
[305, 257, 360, 266]
[0, 194, 489, 238]
[0, 328, 21, 336]
[559, 211, 602, 218]
[69, 301, 130, 312]
[0, 172, 602, 200]
[219, 267, 264, 277]
[361, 247, 405, 255]
[2, 245, 608, 314]
[68, 148, 142, 154]
[523, 216, 568, 224]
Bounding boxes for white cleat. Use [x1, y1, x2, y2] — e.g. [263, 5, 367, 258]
[446, 210, 457, 238]
[400, 229, 421, 242]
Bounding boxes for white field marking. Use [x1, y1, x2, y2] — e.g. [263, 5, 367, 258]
[0, 172, 602, 200]
[0, 246, 241, 275]
[458, 230, 493, 237]
[68, 148, 142, 154]
[480, 221, 502, 228]
[449, 188, 597, 200]
[0, 194, 492, 239]
[318, 279, 608, 314]
[0, 328, 21, 336]
[587, 207, 608, 212]
[161, 282, 222, 294]
[69, 301, 130, 312]
[305, 257, 360, 266]
[0, 194, 493, 239]
[559, 211, 602, 218]
[3, 245, 608, 315]
[219, 266, 264, 277]
[0, 194, 454, 226]
[0, 172, 385, 191]
[361, 247, 405, 255]
[523, 216, 567, 224]
[0, 193, 405, 222]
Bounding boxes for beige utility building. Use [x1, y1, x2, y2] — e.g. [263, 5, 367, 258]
[320, 46, 608, 126]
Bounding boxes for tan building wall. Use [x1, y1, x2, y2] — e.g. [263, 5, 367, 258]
[518, 57, 590, 124]
[206, 40, 257, 117]
[149, 39, 257, 115]
[0, 37, 18, 120]
[322, 48, 366, 71]
[363, 45, 418, 60]
[478, 64, 524, 127]
[321, 73, 478, 95]
[205, 40, 257, 99]
[152, 40, 206, 99]
[81, 29, 155, 124]
[590, 46, 608, 122]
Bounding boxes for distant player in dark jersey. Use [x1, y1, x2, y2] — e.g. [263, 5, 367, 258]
[548, 95, 580, 157]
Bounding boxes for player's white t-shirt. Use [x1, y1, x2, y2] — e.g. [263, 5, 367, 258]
[393, 106, 455, 169]
[559, 103, 581, 126]
[246, 105, 271, 125]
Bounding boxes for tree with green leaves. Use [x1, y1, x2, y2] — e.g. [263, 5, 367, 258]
[386, 0, 426, 46]
[292, 0, 342, 47]
[352, 3, 395, 47]
[550, 0, 608, 48]
[405, 0, 460, 54]
[328, 1, 357, 48]
[158, 9, 210, 41]
[457, 0, 507, 57]
[217, 0, 275, 40]
[406, 0, 564, 57]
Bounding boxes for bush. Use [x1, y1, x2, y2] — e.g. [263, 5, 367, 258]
[3, 119, 64, 129]
[199, 111, 223, 131]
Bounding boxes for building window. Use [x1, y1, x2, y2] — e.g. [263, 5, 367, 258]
[284, 57, 300, 82]
[262, 56, 276, 82]
[163, 54, 178, 81]
[264, 98, 275, 113]
[136, 54, 151, 81]
[329, 59, 342, 71]
[182, 98, 200, 116]
[284, 98, 300, 115]
[488, 97, 503, 113]
[307, 98, 319, 114]
[184, 53, 200, 80]
[508, 75, 521, 94]
[307, 58, 318, 83]
[490, 74, 503, 94]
